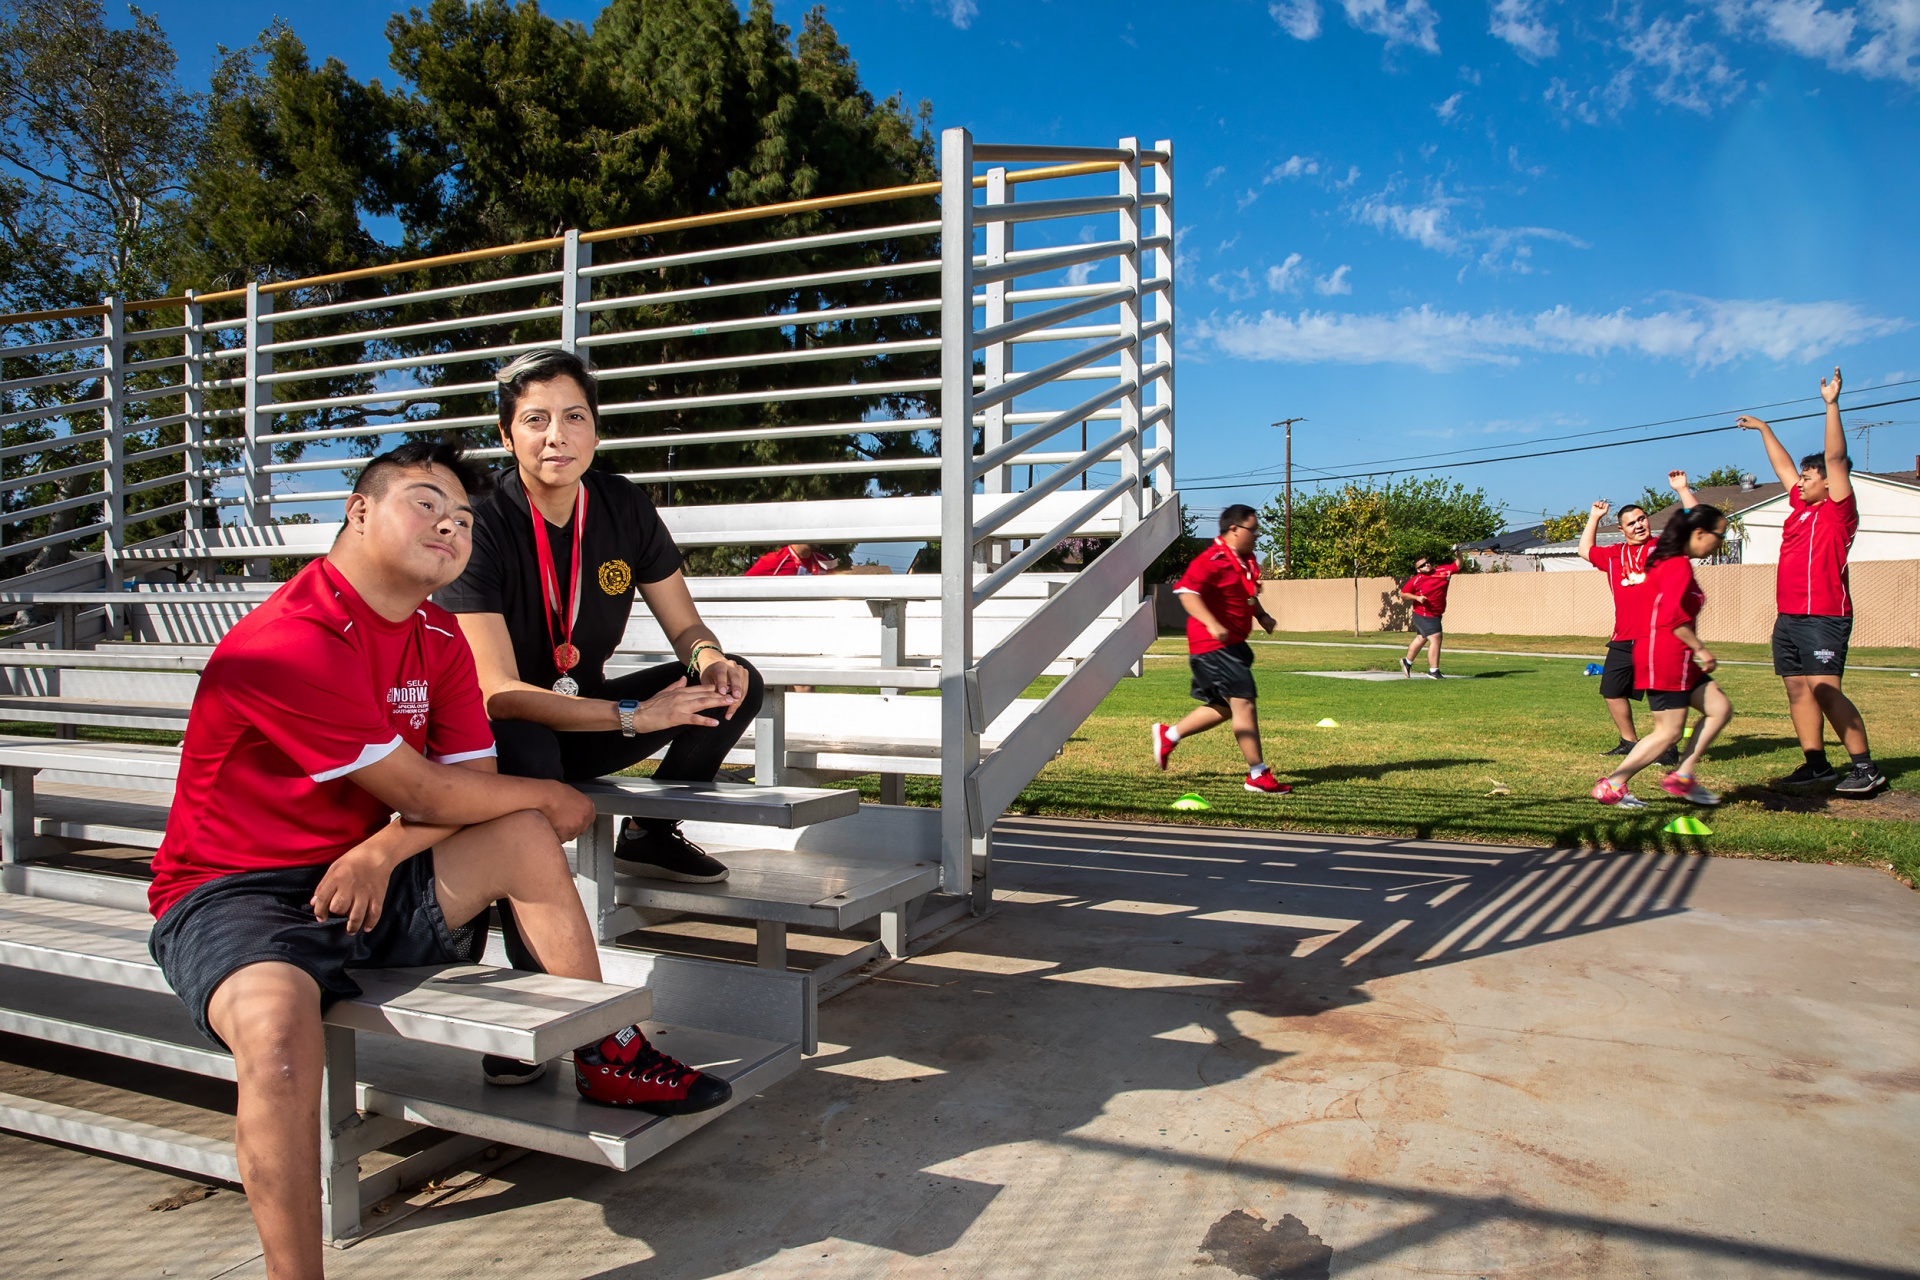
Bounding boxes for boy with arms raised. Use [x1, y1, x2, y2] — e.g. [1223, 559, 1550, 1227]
[148, 443, 733, 1280]
[1150, 505, 1289, 793]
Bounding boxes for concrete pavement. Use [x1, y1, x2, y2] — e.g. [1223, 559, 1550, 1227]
[2, 816, 1915, 1278]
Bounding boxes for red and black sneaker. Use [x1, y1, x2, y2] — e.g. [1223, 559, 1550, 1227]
[575, 1025, 733, 1115]
[1151, 723, 1178, 771]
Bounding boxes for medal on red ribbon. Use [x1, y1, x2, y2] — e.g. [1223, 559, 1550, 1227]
[530, 483, 588, 696]
[1214, 537, 1260, 597]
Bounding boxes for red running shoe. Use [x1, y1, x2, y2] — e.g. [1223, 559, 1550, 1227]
[1151, 723, 1177, 771]
[1244, 770, 1292, 794]
[575, 1025, 733, 1115]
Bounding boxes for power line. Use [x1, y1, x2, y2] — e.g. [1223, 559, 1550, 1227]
[1177, 379, 1920, 486]
[1176, 394, 1920, 493]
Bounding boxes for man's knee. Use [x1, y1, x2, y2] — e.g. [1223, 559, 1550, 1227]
[211, 967, 322, 1092]
[492, 718, 566, 780]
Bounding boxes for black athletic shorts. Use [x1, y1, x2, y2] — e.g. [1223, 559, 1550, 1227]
[149, 853, 481, 1048]
[1410, 614, 1443, 637]
[1646, 680, 1711, 713]
[1190, 642, 1257, 704]
[1772, 614, 1851, 677]
[1600, 639, 1643, 701]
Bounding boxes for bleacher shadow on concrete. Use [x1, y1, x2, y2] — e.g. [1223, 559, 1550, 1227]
[298, 816, 1842, 1280]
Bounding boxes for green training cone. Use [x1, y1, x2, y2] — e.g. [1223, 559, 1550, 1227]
[1316, 717, 1339, 727]
[1663, 815, 1713, 835]
[1170, 793, 1212, 811]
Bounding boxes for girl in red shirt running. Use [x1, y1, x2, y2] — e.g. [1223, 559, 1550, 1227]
[1593, 503, 1735, 809]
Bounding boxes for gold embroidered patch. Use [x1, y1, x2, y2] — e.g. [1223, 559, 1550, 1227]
[598, 558, 632, 596]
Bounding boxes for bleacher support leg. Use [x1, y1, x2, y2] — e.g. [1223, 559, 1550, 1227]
[319, 1026, 362, 1244]
[1, 766, 36, 863]
[575, 813, 621, 943]
[879, 774, 905, 806]
[970, 831, 994, 915]
[754, 688, 785, 788]
[755, 921, 788, 970]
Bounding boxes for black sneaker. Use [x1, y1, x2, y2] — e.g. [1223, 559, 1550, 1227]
[1833, 765, 1888, 798]
[1400, 657, 1413, 678]
[614, 822, 730, 883]
[482, 1056, 548, 1087]
[1778, 761, 1839, 788]
[1658, 744, 1681, 768]
[1600, 740, 1634, 757]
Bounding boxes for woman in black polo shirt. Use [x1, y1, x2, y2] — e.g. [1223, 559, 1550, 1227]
[439, 349, 763, 890]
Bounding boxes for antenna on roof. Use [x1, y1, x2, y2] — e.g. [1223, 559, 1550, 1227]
[1850, 420, 1891, 472]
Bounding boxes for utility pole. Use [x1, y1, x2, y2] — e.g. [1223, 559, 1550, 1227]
[1272, 418, 1305, 577]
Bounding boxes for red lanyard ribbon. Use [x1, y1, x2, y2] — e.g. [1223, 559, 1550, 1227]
[529, 483, 587, 673]
[1213, 538, 1260, 597]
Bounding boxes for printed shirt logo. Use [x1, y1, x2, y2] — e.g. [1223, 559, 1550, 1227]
[598, 558, 632, 596]
[389, 678, 430, 730]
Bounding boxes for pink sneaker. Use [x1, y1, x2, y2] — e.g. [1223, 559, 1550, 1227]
[1244, 770, 1292, 794]
[1659, 773, 1721, 806]
[1151, 723, 1177, 771]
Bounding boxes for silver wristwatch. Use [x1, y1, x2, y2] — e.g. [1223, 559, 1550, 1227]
[617, 698, 640, 737]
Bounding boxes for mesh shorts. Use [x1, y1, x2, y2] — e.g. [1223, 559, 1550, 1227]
[1600, 639, 1643, 701]
[1190, 642, 1257, 704]
[1772, 614, 1851, 677]
[148, 853, 481, 1048]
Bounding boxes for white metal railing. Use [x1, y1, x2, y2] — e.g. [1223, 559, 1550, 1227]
[0, 128, 1177, 898]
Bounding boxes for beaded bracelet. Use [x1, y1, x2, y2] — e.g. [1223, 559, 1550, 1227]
[686, 640, 723, 677]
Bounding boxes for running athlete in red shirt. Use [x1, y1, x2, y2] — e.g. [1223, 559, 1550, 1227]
[148, 444, 734, 1280]
[1150, 505, 1288, 793]
[1593, 503, 1736, 810]
[1396, 554, 1459, 678]
[1737, 367, 1883, 796]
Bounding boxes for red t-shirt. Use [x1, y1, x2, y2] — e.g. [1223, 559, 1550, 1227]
[1776, 489, 1857, 617]
[1635, 554, 1707, 692]
[1174, 540, 1261, 655]
[148, 559, 496, 919]
[1589, 541, 1654, 643]
[745, 547, 834, 576]
[1401, 563, 1459, 618]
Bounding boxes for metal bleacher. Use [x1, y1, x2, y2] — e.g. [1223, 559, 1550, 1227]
[0, 129, 1178, 1240]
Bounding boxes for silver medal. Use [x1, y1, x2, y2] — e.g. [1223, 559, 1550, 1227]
[552, 674, 580, 697]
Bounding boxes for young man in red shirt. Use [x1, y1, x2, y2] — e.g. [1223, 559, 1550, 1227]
[745, 542, 839, 576]
[1578, 475, 1692, 766]
[1396, 552, 1460, 678]
[148, 443, 736, 1280]
[1151, 505, 1288, 793]
[1737, 367, 1883, 796]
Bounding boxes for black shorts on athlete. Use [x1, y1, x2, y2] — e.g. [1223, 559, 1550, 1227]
[1646, 680, 1713, 713]
[1772, 614, 1851, 677]
[1410, 614, 1442, 637]
[149, 853, 481, 1048]
[1190, 642, 1257, 705]
[1599, 639, 1643, 701]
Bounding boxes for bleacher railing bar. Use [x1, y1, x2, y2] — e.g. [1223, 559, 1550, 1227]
[0, 128, 1177, 899]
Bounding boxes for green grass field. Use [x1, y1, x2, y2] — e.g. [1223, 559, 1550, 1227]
[849, 631, 1920, 886]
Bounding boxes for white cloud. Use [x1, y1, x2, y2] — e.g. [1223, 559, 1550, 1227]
[1435, 91, 1465, 120]
[1270, 0, 1323, 39]
[943, 0, 979, 29]
[1335, 165, 1362, 189]
[1713, 0, 1920, 87]
[1618, 12, 1745, 113]
[1349, 181, 1588, 273]
[1207, 268, 1260, 302]
[1315, 265, 1354, 295]
[1205, 165, 1228, 186]
[1340, 0, 1442, 52]
[1268, 155, 1322, 181]
[1545, 69, 1634, 123]
[1194, 297, 1911, 370]
[1065, 262, 1096, 287]
[1266, 253, 1309, 293]
[1490, 0, 1559, 60]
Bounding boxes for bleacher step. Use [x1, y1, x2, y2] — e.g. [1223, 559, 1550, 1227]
[613, 844, 940, 930]
[0, 1089, 239, 1182]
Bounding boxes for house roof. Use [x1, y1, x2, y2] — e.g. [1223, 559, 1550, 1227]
[1456, 522, 1553, 553]
[1646, 481, 1787, 531]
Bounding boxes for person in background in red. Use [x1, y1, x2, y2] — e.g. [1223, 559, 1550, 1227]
[746, 542, 839, 576]
[1150, 504, 1288, 794]
[1738, 367, 1883, 796]
[1396, 551, 1460, 679]
[1592, 503, 1735, 809]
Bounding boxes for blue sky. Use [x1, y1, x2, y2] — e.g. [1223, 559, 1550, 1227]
[141, 0, 1920, 535]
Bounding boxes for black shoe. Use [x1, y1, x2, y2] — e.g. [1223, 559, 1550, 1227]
[1600, 740, 1634, 757]
[482, 1055, 548, 1087]
[1400, 657, 1413, 678]
[1833, 765, 1888, 798]
[1778, 761, 1839, 788]
[1658, 745, 1681, 768]
[615, 822, 730, 883]
[1426, 669, 1442, 680]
